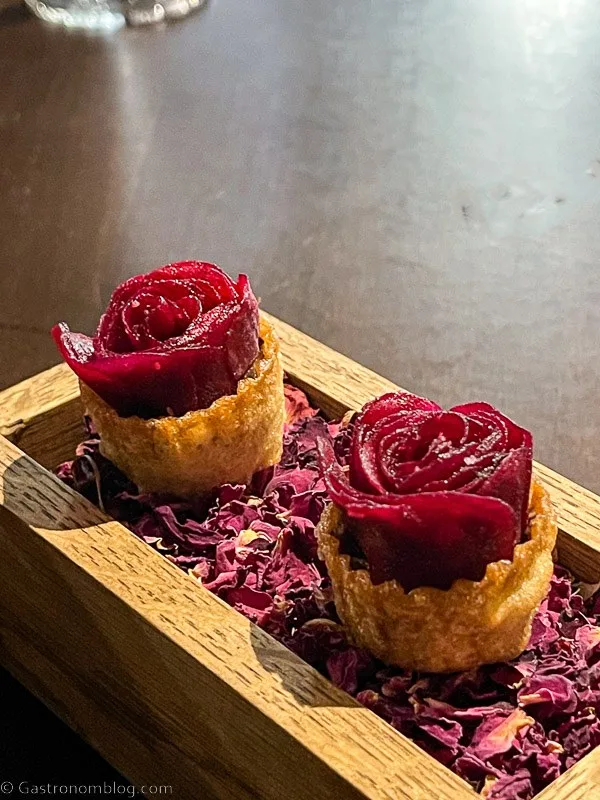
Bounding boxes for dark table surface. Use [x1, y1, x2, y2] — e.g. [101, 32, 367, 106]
[2, 0, 600, 788]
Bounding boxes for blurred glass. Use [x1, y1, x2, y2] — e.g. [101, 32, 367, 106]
[23, 0, 205, 30]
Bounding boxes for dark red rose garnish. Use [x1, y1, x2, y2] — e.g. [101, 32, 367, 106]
[318, 391, 533, 591]
[52, 261, 259, 418]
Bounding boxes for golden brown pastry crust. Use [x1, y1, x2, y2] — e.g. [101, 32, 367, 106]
[316, 477, 557, 673]
[80, 316, 285, 497]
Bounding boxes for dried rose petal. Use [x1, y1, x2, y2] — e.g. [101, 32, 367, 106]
[558, 711, 600, 767]
[326, 648, 374, 694]
[471, 709, 534, 761]
[485, 770, 533, 800]
[575, 625, 600, 664]
[416, 716, 463, 757]
[518, 674, 577, 715]
[284, 384, 319, 426]
[52, 262, 259, 418]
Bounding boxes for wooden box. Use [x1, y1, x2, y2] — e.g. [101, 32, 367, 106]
[1, 313, 599, 800]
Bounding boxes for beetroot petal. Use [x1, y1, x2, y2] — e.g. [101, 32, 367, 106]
[349, 392, 441, 493]
[319, 391, 532, 591]
[347, 492, 517, 590]
[478, 447, 533, 535]
[52, 262, 259, 418]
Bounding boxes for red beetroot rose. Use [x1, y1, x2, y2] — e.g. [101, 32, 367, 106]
[52, 261, 259, 418]
[318, 391, 532, 592]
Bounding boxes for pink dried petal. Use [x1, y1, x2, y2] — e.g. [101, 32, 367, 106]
[485, 769, 533, 800]
[471, 709, 534, 761]
[284, 384, 319, 426]
[518, 674, 578, 714]
[326, 647, 374, 694]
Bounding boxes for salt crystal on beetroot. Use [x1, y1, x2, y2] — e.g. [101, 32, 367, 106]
[55, 384, 600, 798]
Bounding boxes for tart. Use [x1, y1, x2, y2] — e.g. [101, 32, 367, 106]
[53, 261, 285, 496]
[316, 391, 558, 672]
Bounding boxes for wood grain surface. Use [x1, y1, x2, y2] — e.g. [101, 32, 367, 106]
[536, 748, 600, 800]
[0, 362, 83, 469]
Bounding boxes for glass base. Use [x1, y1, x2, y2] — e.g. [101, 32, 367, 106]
[125, 0, 205, 26]
[24, 0, 125, 30]
[24, 0, 206, 27]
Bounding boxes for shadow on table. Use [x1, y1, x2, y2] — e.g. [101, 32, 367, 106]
[249, 623, 357, 710]
[0, 666, 127, 785]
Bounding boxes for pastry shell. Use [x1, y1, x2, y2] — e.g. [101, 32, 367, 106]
[316, 477, 557, 673]
[80, 316, 285, 497]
